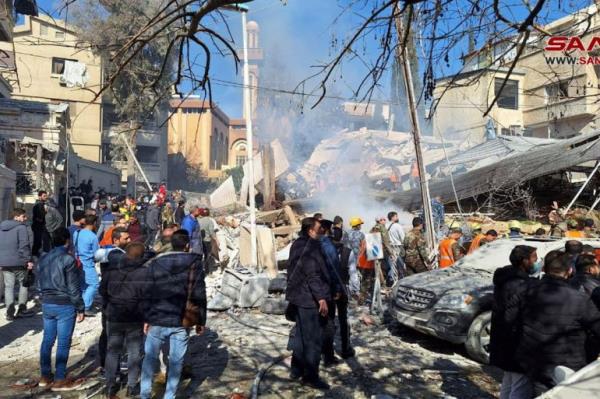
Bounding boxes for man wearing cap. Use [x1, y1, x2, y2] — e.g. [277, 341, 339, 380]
[370, 216, 394, 286]
[343, 217, 365, 295]
[403, 217, 431, 275]
[438, 228, 464, 268]
[469, 229, 499, 254]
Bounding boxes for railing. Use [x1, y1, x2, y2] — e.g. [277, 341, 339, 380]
[523, 96, 594, 126]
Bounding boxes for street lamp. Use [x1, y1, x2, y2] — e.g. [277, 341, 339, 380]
[222, 2, 258, 268]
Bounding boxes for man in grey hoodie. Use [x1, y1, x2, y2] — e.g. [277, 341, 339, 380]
[45, 200, 64, 245]
[0, 208, 35, 320]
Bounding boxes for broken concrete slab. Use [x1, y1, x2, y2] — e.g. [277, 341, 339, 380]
[210, 176, 237, 209]
[271, 225, 300, 236]
[260, 296, 288, 315]
[239, 223, 278, 278]
[208, 292, 234, 311]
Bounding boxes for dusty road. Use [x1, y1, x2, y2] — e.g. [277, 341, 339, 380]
[0, 299, 501, 399]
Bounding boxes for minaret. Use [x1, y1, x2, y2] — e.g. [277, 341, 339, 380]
[243, 20, 263, 120]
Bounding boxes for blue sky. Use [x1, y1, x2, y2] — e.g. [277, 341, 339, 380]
[34, 0, 591, 118]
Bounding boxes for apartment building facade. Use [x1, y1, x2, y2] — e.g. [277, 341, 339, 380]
[433, 4, 600, 144]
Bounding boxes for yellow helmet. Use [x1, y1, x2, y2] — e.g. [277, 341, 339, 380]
[508, 220, 522, 230]
[350, 217, 364, 228]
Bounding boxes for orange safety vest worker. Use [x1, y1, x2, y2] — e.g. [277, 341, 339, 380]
[410, 161, 420, 178]
[439, 238, 457, 268]
[565, 230, 585, 238]
[468, 233, 485, 255]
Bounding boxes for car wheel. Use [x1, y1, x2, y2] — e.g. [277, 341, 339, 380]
[465, 310, 491, 364]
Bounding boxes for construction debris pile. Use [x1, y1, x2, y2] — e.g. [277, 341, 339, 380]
[206, 205, 301, 314]
[279, 127, 461, 198]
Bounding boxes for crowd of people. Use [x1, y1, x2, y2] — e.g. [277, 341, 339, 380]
[4, 186, 600, 397]
[0, 188, 221, 398]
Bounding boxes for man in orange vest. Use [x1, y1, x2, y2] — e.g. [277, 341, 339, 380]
[468, 229, 499, 254]
[439, 228, 465, 268]
[565, 219, 585, 238]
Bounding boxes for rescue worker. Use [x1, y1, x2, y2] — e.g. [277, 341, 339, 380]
[343, 217, 365, 295]
[584, 219, 598, 238]
[468, 228, 498, 254]
[438, 228, 464, 268]
[508, 221, 523, 238]
[370, 216, 393, 286]
[565, 219, 585, 238]
[403, 217, 431, 275]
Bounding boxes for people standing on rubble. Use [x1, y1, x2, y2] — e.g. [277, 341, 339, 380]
[583, 218, 598, 238]
[565, 219, 585, 238]
[101, 242, 147, 399]
[403, 217, 431, 275]
[74, 215, 100, 316]
[141, 229, 207, 399]
[182, 205, 202, 254]
[387, 212, 406, 281]
[468, 229, 498, 254]
[286, 217, 331, 390]
[490, 245, 539, 399]
[508, 221, 523, 238]
[198, 208, 219, 266]
[515, 253, 600, 395]
[438, 228, 464, 268]
[370, 216, 394, 286]
[0, 208, 34, 320]
[32, 190, 50, 256]
[343, 217, 365, 296]
[37, 227, 87, 391]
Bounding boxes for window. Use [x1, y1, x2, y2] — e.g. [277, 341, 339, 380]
[545, 81, 569, 104]
[40, 25, 48, 36]
[136, 146, 159, 163]
[51, 57, 76, 75]
[236, 155, 247, 167]
[494, 78, 519, 110]
[55, 30, 65, 39]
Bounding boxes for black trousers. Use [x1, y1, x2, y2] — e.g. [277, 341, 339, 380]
[336, 298, 352, 353]
[291, 306, 326, 382]
[99, 312, 107, 368]
[322, 298, 352, 359]
[32, 226, 51, 256]
[105, 321, 144, 396]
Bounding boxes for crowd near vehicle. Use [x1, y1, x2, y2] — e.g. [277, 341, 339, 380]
[389, 237, 600, 363]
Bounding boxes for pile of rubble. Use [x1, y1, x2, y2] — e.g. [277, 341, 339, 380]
[207, 205, 301, 314]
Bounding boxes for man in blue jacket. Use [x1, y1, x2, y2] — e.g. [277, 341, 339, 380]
[181, 206, 202, 254]
[74, 215, 100, 316]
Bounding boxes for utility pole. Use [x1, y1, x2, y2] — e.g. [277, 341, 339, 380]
[126, 120, 138, 196]
[394, 4, 437, 253]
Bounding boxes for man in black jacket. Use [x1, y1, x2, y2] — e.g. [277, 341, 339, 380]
[286, 217, 331, 390]
[32, 190, 50, 256]
[37, 227, 87, 391]
[140, 229, 206, 399]
[570, 254, 600, 296]
[489, 245, 539, 399]
[100, 242, 147, 398]
[516, 253, 600, 395]
[95, 227, 131, 373]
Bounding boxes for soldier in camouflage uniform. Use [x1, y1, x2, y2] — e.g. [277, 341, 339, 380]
[370, 216, 394, 286]
[403, 217, 431, 275]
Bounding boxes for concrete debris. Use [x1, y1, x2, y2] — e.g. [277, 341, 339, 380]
[218, 268, 270, 308]
[260, 296, 288, 315]
[208, 292, 235, 311]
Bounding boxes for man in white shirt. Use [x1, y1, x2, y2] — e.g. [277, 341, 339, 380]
[387, 211, 406, 281]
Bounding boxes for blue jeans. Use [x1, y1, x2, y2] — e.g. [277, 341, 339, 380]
[81, 263, 99, 310]
[141, 326, 190, 399]
[40, 303, 76, 381]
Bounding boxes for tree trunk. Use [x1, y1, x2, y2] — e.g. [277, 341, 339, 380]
[126, 120, 137, 196]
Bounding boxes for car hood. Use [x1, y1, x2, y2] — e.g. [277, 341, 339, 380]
[397, 267, 492, 295]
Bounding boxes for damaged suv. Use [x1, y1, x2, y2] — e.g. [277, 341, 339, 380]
[390, 238, 595, 363]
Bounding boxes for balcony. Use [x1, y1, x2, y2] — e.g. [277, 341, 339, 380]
[523, 96, 595, 127]
[0, 0, 13, 43]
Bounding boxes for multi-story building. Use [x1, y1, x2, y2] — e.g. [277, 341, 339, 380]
[0, 15, 104, 161]
[432, 4, 600, 143]
[168, 98, 232, 187]
[0, 15, 169, 190]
